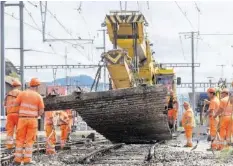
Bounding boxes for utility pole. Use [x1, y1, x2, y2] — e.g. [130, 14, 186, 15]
[191, 32, 195, 112]
[180, 31, 198, 112]
[1, 1, 5, 116]
[19, 1, 24, 90]
[217, 64, 226, 79]
[65, 47, 68, 93]
[1, 1, 25, 115]
[96, 29, 107, 90]
[207, 76, 214, 88]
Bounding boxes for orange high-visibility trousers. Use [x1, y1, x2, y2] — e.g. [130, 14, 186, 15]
[219, 116, 233, 149]
[14, 118, 37, 164]
[184, 126, 193, 147]
[45, 124, 56, 154]
[5, 113, 18, 149]
[209, 116, 219, 149]
[60, 124, 69, 148]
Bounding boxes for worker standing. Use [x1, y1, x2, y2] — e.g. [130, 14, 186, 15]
[214, 88, 232, 150]
[182, 101, 195, 147]
[58, 111, 69, 149]
[204, 88, 220, 150]
[168, 101, 178, 130]
[44, 111, 56, 155]
[13, 78, 44, 165]
[4, 80, 21, 150]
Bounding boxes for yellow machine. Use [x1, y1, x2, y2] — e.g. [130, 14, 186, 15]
[102, 11, 178, 95]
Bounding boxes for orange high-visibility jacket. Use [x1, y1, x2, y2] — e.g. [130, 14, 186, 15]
[219, 96, 232, 116]
[15, 89, 44, 117]
[182, 108, 195, 128]
[4, 89, 21, 115]
[45, 112, 55, 125]
[209, 96, 220, 116]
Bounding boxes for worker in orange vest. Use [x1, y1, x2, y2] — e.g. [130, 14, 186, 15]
[214, 88, 233, 150]
[66, 109, 73, 141]
[57, 111, 69, 149]
[4, 80, 21, 150]
[168, 100, 178, 130]
[44, 111, 56, 155]
[13, 78, 44, 165]
[204, 88, 220, 150]
[182, 101, 195, 147]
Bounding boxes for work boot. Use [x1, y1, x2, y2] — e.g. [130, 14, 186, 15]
[24, 161, 36, 165]
[184, 143, 193, 147]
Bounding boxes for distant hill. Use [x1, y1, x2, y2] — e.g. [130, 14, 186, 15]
[47, 74, 107, 91]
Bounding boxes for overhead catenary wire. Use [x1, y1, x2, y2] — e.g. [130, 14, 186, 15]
[29, 2, 84, 50]
[24, 5, 40, 29]
[174, 1, 195, 30]
[194, 1, 201, 59]
[179, 35, 186, 60]
[27, 1, 38, 8]
[40, 3, 76, 38]
[75, 2, 94, 61]
[4, 12, 87, 60]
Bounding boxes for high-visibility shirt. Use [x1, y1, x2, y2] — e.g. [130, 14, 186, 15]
[59, 111, 69, 125]
[182, 108, 195, 128]
[209, 96, 220, 116]
[15, 89, 44, 117]
[4, 89, 21, 114]
[45, 111, 55, 125]
[219, 96, 232, 116]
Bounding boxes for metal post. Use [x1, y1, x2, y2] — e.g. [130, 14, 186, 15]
[0, 1, 5, 116]
[19, 1, 24, 90]
[191, 32, 196, 112]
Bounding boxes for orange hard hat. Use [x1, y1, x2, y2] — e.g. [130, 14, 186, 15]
[221, 88, 229, 94]
[12, 80, 21, 87]
[183, 101, 190, 107]
[29, 78, 41, 87]
[207, 88, 215, 93]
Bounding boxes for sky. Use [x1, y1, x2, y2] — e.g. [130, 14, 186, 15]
[4, 1, 233, 92]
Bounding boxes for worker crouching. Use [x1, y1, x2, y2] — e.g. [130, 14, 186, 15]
[214, 88, 233, 150]
[182, 101, 195, 147]
[45, 111, 56, 155]
[4, 80, 21, 150]
[57, 111, 69, 149]
[13, 78, 45, 165]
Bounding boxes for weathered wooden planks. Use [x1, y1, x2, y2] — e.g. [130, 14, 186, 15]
[44, 85, 172, 143]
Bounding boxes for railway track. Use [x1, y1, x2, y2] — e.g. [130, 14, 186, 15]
[1, 139, 91, 166]
[41, 140, 167, 166]
[1, 132, 179, 166]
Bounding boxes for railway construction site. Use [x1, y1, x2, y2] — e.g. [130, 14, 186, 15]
[1, 131, 233, 166]
[1, 1, 233, 166]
